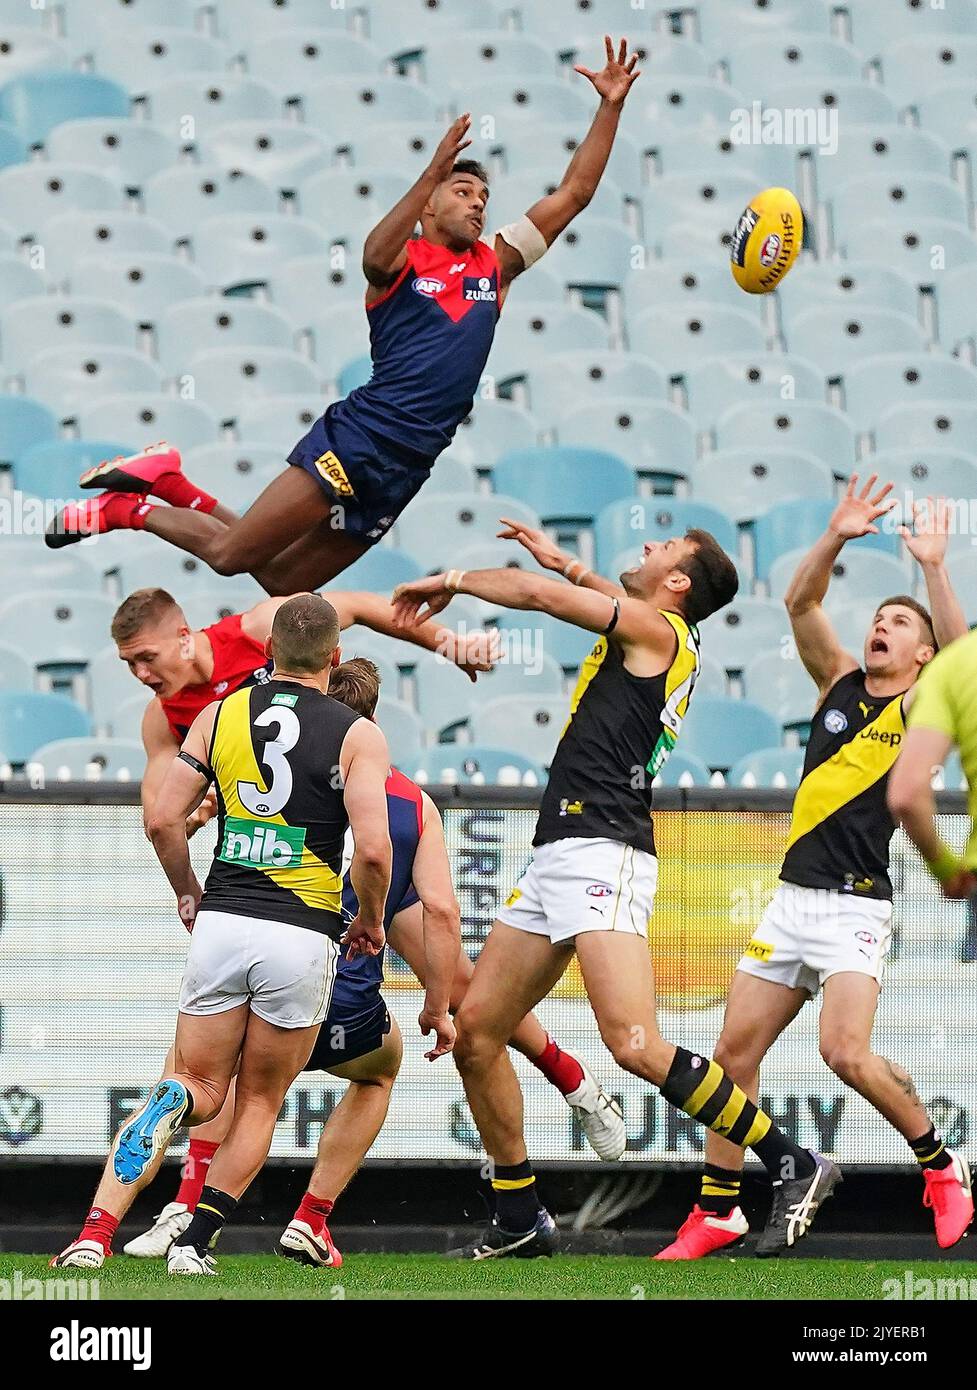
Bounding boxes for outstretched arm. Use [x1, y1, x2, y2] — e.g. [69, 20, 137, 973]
[327, 589, 497, 681]
[497, 517, 625, 598]
[900, 496, 969, 651]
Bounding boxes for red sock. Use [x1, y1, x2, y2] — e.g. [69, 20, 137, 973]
[532, 1036, 586, 1097]
[174, 1138, 220, 1212]
[294, 1190, 334, 1236]
[150, 471, 218, 514]
[78, 1207, 119, 1255]
[102, 494, 155, 531]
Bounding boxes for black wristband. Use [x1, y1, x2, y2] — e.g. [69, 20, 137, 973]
[603, 598, 621, 636]
[178, 751, 213, 782]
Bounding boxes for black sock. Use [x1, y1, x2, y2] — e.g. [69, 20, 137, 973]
[910, 1126, 953, 1171]
[181, 1185, 238, 1254]
[700, 1163, 742, 1217]
[661, 1046, 816, 1182]
[491, 1160, 541, 1233]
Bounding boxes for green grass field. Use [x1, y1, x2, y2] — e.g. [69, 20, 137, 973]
[4, 1252, 976, 1300]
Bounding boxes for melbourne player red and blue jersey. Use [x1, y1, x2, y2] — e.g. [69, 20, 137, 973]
[329, 235, 501, 463]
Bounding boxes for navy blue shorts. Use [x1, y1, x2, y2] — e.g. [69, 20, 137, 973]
[287, 405, 430, 547]
[306, 994, 391, 1070]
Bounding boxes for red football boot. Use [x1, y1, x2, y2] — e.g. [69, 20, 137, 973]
[923, 1152, 974, 1249]
[654, 1204, 749, 1260]
[45, 492, 153, 549]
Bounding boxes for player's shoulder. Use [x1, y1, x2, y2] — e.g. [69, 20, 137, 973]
[386, 765, 422, 802]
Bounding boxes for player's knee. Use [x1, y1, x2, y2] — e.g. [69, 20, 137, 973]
[819, 1038, 866, 1084]
[713, 1034, 758, 1084]
[208, 543, 246, 578]
[453, 1004, 497, 1073]
[601, 1022, 664, 1081]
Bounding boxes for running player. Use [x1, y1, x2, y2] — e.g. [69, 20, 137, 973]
[658, 480, 973, 1260]
[391, 535, 846, 1259]
[46, 38, 642, 594]
[55, 595, 393, 1274]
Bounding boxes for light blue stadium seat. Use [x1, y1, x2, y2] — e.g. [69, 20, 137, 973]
[346, 119, 445, 171]
[192, 213, 330, 289]
[647, 123, 794, 186]
[395, 491, 538, 560]
[744, 650, 817, 731]
[365, 0, 493, 58]
[694, 651, 727, 697]
[0, 69, 129, 146]
[143, 166, 277, 240]
[916, 80, 977, 156]
[110, 692, 151, 741]
[596, 497, 737, 575]
[303, 75, 438, 143]
[697, 596, 789, 671]
[938, 749, 968, 793]
[337, 354, 371, 394]
[559, 400, 697, 488]
[502, 122, 642, 196]
[472, 693, 568, 765]
[728, 746, 805, 788]
[409, 743, 546, 787]
[843, 352, 977, 433]
[575, 34, 710, 78]
[469, 651, 565, 706]
[864, 448, 977, 507]
[494, 446, 635, 527]
[681, 696, 782, 774]
[684, 354, 825, 429]
[764, 78, 897, 127]
[754, 498, 900, 584]
[39, 209, 173, 284]
[186, 347, 320, 424]
[694, 0, 834, 51]
[716, 400, 856, 470]
[25, 345, 163, 418]
[727, 36, 863, 93]
[79, 393, 220, 452]
[768, 545, 910, 607]
[246, 31, 383, 94]
[527, 350, 667, 432]
[652, 748, 713, 787]
[514, 0, 642, 50]
[847, 218, 977, 283]
[306, 302, 371, 380]
[298, 168, 411, 243]
[63, 0, 198, 33]
[428, 451, 476, 493]
[2, 32, 62, 79]
[0, 252, 42, 312]
[624, 261, 761, 324]
[410, 652, 477, 740]
[198, 121, 330, 191]
[812, 124, 952, 197]
[833, 174, 969, 244]
[340, 547, 423, 594]
[0, 0, 49, 25]
[269, 254, 362, 324]
[180, 584, 266, 630]
[462, 76, 592, 132]
[937, 551, 977, 625]
[847, 0, 977, 61]
[28, 736, 144, 780]
[454, 538, 533, 572]
[0, 215, 14, 247]
[937, 264, 977, 349]
[181, 441, 284, 514]
[0, 393, 57, 465]
[787, 307, 927, 375]
[73, 252, 206, 323]
[0, 589, 116, 667]
[487, 299, 610, 382]
[418, 32, 555, 92]
[777, 260, 920, 333]
[0, 541, 100, 597]
[494, 608, 594, 674]
[450, 398, 538, 468]
[0, 690, 90, 767]
[236, 393, 329, 446]
[0, 642, 31, 692]
[332, 645, 398, 704]
[1, 293, 136, 371]
[874, 401, 977, 453]
[636, 77, 750, 131]
[375, 696, 424, 764]
[91, 30, 228, 93]
[487, 169, 625, 233]
[692, 449, 834, 523]
[640, 171, 760, 251]
[0, 162, 123, 239]
[46, 118, 180, 189]
[161, 293, 291, 376]
[541, 217, 636, 295]
[630, 303, 768, 374]
[0, 118, 26, 167]
[102, 539, 234, 603]
[880, 36, 977, 109]
[145, 74, 282, 133]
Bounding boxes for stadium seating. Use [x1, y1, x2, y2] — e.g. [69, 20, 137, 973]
[743, 650, 817, 732]
[0, 542, 99, 597]
[767, 547, 911, 607]
[699, 596, 791, 673]
[558, 401, 697, 488]
[0, 690, 91, 768]
[0, 394, 57, 465]
[341, 548, 423, 594]
[681, 696, 782, 775]
[143, 164, 278, 246]
[39, 209, 174, 284]
[596, 498, 737, 576]
[0, 590, 117, 670]
[754, 498, 900, 584]
[691, 450, 834, 523]
[410, 744, 546, 787]
[450, 399, 539, 469]
[777, 260, 921, 332]
[684, 355, 825, 431]
[630, 303, 768, 374]
[375, 697, 424, 765]
[78, 394, 220, 452]
[716, 402, 857, 472]
[0, 70, 129, 146]
[0, 163, 123, 240]
[728, 747, 805, 789]
[181, 585, 266, 630]
[493, 447, 635, 530]
[181, 442, 285, 515]
[24, 346, 164, 419]
[72, 253, 207, 324]
[45, 119, 180, 188]
[653, 749, 713, 788]
[874, 402, 977, 453]
[236, 394, 327, 446]
[694, 0, 834, 52]
[1, 294, 136, 373]
[847, 0, 977, 62]
[843, 354, 977, 434]
[788, 308, 927, 375]
[487, 300, 610, 382]
[28, 737, 145, 781]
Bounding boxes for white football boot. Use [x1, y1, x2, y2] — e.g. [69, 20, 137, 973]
[123, 1202, 192, 1257]
[167, 1243, 218, 1276]
[562, 1053, 627, 1161]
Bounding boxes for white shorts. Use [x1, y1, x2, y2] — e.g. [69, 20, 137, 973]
[179, 909, 339, 1029]
[737, 883, 893, 997]
[496, 837, 658, 944]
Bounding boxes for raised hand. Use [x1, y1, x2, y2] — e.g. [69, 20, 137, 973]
[426, 113, 473, 183]
[829, 473, 896, 541]
[392, 573, 454, 628]
[498, 517, 566, 572]
[573, 35, 642, 107]
[898, 495, 951, 568]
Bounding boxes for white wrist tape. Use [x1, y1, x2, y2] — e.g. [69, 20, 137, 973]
[444, 569, 465, 592]
[495, 214, 549, 270]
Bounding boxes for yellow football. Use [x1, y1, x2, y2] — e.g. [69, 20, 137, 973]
[729, 187, 803, 294]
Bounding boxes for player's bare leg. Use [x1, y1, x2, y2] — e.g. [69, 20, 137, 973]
[820, 972, 973, 1247]
[656, 972, 806, 1260]
[253, 516, 371, 595]
[279, 1019, 404, 1268]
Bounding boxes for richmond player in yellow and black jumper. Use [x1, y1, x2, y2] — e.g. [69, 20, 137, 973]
[660, 477, 974, 1260]
[392, 528, 853, 1258]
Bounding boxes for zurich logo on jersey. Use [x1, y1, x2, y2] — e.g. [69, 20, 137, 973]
[824, 708, 849, 734]
[413, 276, 446, 297]
[463, 274, 497, 302]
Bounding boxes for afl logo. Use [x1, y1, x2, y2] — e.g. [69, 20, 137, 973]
[759, 233, 781, 267]
[413, 276, 446, 297]
[586, 883, 613, 898]
[824, 708, 849, 734]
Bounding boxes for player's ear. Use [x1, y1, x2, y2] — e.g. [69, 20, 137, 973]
[665, 568, 692, 598]
[264, 635, 274, 661]
[178, 626, 193, 659]
[331, 647, 341, 668]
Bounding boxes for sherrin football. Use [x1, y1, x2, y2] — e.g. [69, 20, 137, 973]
[729, 187, 803, 294]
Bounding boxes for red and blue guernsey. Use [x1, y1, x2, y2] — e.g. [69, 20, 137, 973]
[287, 235, 501, 544]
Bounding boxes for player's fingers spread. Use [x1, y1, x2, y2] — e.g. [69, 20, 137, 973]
[604, 34, 613, 61]
[626, 55, 639, 73]
[871, 480, 893, 504]
[861, 472, 879, 499]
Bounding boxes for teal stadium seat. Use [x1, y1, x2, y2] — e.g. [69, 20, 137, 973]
[302, 76, 438, 144]
[558, 400, 697, 488]
[47, 118, 181, 189]
[879, 36, 977, 109]
[157, 297, 294, 375]
[726, 36, 863, 93]
[212, 0, 352, 46]
[0, 691, 90, 768]
[411, 653, 477, 740]
[0, 394, 57, 465]
[39, 210, 173, 284]
[864, 449, 977, 506]
[684, 354, 825, 430]
[73, 253, 207, 323]
[937, 264, 977, 350]
[0, 589, 117, 668]
[812, 125, 952, 197]
[197, 122, 330, 192]
[409, 744, 546, 787]
[0, 163, 122, 240]
[0, 542, 100, 597]
[185, 347, 320, 424]
[0, 119, 26, 167]
[307, 303, 372, 381]
[396, 492, 539, 561]
[472, 693, 568, 766]
[90, 30, 229, 95]
[846, 0, 977, 61]
[245, 33, 384, 96]
[842, 353, 977, 433]
[181, 585, 267, 630]
[0, 642, 32, 692]
[145, 75, 282, 133]
[832, 174, 970, 242]
[744, 649, 819, 731]
[0, 70, 129, 146]
[777, 260, 920, 333]
[786, 307, 927, 375]
[692, 449, 833, 523]
[697, 596, 789, 672]
[847, 218, 977, 283]
[375, 697, 424, 765]
[754, 498, 901, 584]
[693, 0, 834, 51]
[630, 303, 767, 374]
[192, 213, 330, 290]
[79, 394, 220, 453]
[596, 497, 737, 575]
[24, 346, 163, 419]
[767, 546, 911, 606]
[236, 394, 329, 446]
[527, 351, 667, 432]
[13, 439, 133, 503]
[487, 300, 610, 382]
[1, 294, 136, 371]
[874, 401, 977, 453]
[681, 696, 782, 774]
[270, 255, 363, 323]
[495, 609, 594, 674]
[340, 547, 423, 595]
[728, 747, 805, 788]
[494, 447, 635, 528]
[180, 442, 284, 514]
[716, 401, 856, 471]
[450, 398, 539, 468]
[653, 749, 713, 787]
[337, 355, 372, 394]
[28, 737, 145, 781]
[0, 253, 43, 313]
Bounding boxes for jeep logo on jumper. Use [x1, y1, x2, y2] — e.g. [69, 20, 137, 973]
[859, 727, 902, 747]
[219, 817, 306, 867]
[463, 275, 496, 302]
